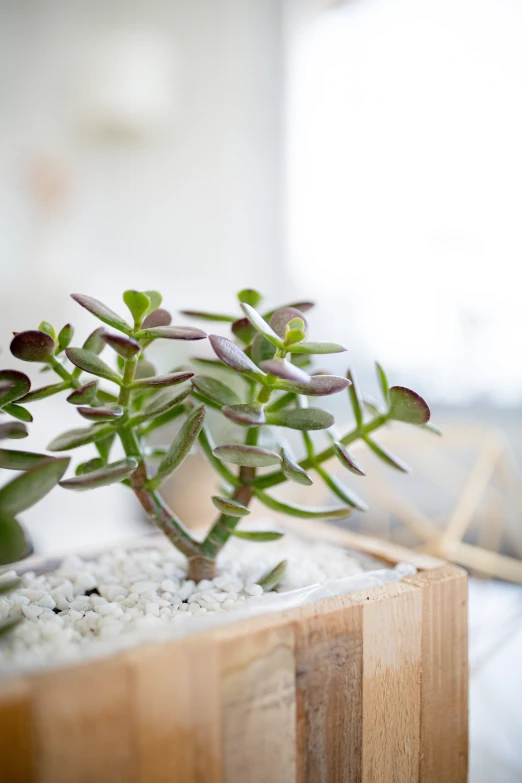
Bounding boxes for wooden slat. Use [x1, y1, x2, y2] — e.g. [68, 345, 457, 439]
[0, 678, 34, 782]
[295, 599, 363, 783]
[361, 582, 423, 783]
[404, 566, 468, 782]
[219, 623, 296, 783]
[33, 658, 135, 783]
[125, 636, 222, 783]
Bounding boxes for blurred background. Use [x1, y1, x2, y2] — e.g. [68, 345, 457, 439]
[1, 1, 521, 779]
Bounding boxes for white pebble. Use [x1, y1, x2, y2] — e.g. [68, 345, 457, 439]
[244, 584, 263, 597]
[38, 595, 56, 610]
[96, 603, 124, 617]
[12, 594, 30, 606]
[131, 581, 160, 595]
[177, 580, 195, 602]
[145, 603, 160, 617]
[22, 605, 43, 619]
[160, 579, 178, 593]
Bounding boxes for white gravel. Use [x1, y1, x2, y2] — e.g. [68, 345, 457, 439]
[0, 524, 414, 676]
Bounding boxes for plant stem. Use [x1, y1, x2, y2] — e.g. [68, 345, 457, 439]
[117, 355, 202, 566]
[253, 414, 388, 489]
[49, 356, 81, 389]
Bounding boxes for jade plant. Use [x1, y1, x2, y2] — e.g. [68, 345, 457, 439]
[0, 288, 435, 584]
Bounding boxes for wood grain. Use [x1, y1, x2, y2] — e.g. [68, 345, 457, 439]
[125, 637, 222, 783]
[32, 657, 135, 783]
[361, 582, 423, 783]
[295, 599, 364, 783]
[219, 623, 296, 783]
[0, 678, 34, 782]
[404, 566, 468, 782]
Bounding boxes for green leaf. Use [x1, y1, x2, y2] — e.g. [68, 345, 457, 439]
[153, 404, 206, 484]
[0, 371, 31, 407]
[257, 560, 287, 591]
[260, 359, 311, 385]
[237, 289, 263, 308]
[10, 331, 55, 363]
[211, 495, 251, 516]
[0, 449, 49, 471]
[139, 405, 186, 436]
[180, 310, 235, 322]
[213, 444, 281, 468]
[0, 422, 28, 440]
[231, 529, 283, 542]
[2, 403, 33, 423]
[123, 290, 151, 327]
[251, 334, 276, 365]
[375, 362, 389, 401]
[254, 489, 352, 519]
[222, 404, 266, 426]
[102, 333, 140, 359]
[19, 382, 69, 403]
[66, 381, 98, 405]
[209, 335, 266, 382]
[0, 515, 32, 565]
[347, 370, 363, 426]
[388, 386, 430, 425]
[82, 327, 106, 354]
[0, 458, 69, 517]
[364, 436, 410, 473]
[75, 458, 105, 475]
[315, 465, 368, 511]
[57, 324, 74, 352]
[269, 307, 309, 340]
[135, 325, 206, 341]
[421, 422, 442, 436]
[130, 387, 191, 425]
[276, 375, 350, 396]
[134, 360, 156, 380]
[267, 407, 334, 431]
[60, 458, 138, 490]
[47, 424, 114, 451]
[130, 371, 193, 389]
[240, 303, 284, 349]
[38, 321, 56, 340]
[283, 322, 306, 346]
[65, 348, 122, 385]
[288, 342, 346, 355]
[280, 447, 313, 486]
[231, 318, 257, 345]
[71, 294, 131, 334]
[333, 441, 365, 476]
[77, 405, 124, 422]
[94, 433, 115, 463]
[192, 376, 240, 406]
[143, 290, 162, 316]
[141, 308, 172, 329]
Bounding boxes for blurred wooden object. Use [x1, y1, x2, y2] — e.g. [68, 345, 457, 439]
[0, 522, 468, 783]
[347, 423, 522, 584]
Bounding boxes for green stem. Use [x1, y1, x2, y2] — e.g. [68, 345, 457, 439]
[117, 355, 201, 562]
[49, 356, 80, 389]
[200, 425, 258, 559]
[253, 414, 388, 489]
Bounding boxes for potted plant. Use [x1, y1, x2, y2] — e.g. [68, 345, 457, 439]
[0, 289, 468, 782]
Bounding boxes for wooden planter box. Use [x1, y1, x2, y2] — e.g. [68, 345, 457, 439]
[0, 520, 468, 783]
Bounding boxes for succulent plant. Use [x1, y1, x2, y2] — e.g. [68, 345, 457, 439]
[0, 288, 435, 584]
